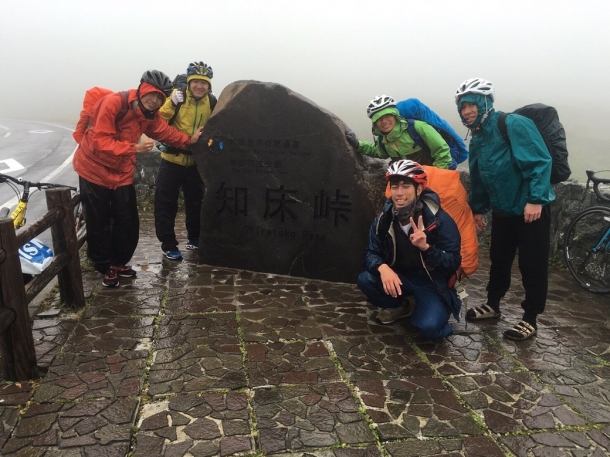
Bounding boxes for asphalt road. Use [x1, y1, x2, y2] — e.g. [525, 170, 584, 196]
[0, 119, 78, 245]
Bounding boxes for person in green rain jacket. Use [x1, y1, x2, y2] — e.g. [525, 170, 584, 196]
[346, 95, 452, 169]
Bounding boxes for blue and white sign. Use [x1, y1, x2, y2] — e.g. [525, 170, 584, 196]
[18, 238, 53, 275]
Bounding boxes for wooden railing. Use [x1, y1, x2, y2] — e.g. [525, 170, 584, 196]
[0, 188, 85, 381]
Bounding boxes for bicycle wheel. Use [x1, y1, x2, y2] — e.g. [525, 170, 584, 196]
[563, 206, 610, 294]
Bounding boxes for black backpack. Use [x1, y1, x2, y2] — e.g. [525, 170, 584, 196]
[168, 73, 217, 126]
[498, 104, 571, 184]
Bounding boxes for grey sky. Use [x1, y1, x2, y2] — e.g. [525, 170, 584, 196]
[1, 0, 608, 181]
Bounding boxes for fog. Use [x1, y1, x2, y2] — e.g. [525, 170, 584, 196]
[1, 0, 609, 182]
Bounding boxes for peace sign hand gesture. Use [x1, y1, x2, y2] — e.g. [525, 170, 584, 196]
[409, 216, 430, 251]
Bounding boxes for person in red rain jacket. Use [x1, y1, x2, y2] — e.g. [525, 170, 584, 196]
[73, 70, 203, 287]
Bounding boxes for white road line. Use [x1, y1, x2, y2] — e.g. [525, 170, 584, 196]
[0, 121, 78, 211]
[28, 121, 76, 133]
[3, 132, 9, 138]
[0, 159, 25, 174]
[0, 120, 76, 133]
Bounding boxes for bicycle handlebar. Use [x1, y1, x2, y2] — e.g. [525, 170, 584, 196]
[585, 170, 610, 203]
[0, 173, 76, 192]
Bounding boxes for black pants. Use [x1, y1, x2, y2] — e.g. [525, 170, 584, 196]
[79, 176, 139, 274]
[487, 205, 551, 319]
[154, 160, 204, 251]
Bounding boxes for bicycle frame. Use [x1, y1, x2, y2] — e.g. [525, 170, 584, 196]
[592, 218, 610, 254]
[564, 170, 610, 293]
[10, 199, 29, 229]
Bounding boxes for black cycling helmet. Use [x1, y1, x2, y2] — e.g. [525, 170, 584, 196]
[140, 70, 173, 97]
[186, 61, 213, 79]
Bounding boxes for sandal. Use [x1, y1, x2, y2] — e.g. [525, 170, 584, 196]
[465, 304, 501, 321]
[504, 320, 537, 341]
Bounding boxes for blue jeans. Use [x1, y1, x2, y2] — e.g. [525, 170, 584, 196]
[358, 269, 453, 340]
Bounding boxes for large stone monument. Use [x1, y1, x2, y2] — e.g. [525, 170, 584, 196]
[193, 81, 386, 283]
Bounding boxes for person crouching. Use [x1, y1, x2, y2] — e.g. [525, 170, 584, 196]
[357, 160, 462, 339]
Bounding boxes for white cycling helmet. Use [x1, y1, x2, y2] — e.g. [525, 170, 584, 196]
[455, 78, 495, 104]
[385, 160, 428, 189]
[367, 95, 396, 118]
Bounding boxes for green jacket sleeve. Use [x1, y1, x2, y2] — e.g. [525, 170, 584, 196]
[414, 121, 452, 169]
[357, 139, 389, 159]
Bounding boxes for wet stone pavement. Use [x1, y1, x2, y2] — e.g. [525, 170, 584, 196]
[1, 213, 610, 456]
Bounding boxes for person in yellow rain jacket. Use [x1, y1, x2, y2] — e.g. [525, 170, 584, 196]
[155, 61, 217, 260]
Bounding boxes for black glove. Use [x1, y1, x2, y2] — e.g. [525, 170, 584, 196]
[346, 129, 359, 149]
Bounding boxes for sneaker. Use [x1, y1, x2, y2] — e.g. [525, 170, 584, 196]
[112, 265, 137, 278]
[102, 267, 119, 288]
[377, 299, 413, 324]
[164, 249, 183, 260]
[186, 239, 199, 250]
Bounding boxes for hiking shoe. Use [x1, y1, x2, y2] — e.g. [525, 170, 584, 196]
[504, 320, 537, 341]
[102, 267, 119, 288]
[466, 304, 501, 320]
[164, 249, 183, 260]
[186, 239, 199, 250]
[377, 299, 413, 324]
[112, 265, 136, 278]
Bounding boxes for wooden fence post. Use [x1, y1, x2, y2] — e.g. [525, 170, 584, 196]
[0, 218, 38, 381]
[46, 188, 85, 309]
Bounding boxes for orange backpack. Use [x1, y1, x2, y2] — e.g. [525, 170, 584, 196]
[385, 166, 479, 276]
[73, 87, 129, 144]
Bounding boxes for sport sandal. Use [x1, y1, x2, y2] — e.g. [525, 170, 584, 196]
[465, 304, 501, 320]
[504, 320, 537, 341]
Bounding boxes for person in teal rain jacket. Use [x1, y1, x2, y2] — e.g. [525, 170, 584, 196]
[346, 95, 453, 169]
[455, 78, 555, 341]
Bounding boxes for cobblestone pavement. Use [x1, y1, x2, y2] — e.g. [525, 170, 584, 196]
[1, 213, 610, 456]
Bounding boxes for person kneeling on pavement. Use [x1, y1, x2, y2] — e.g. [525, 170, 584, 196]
[357, 160, 462, 339]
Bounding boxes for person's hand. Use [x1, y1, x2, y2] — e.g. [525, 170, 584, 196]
[473, 214, 487, 231]
[171, 90, 184, 105]
[346, 129, 359, 148]
[135, 138, 155, 153]
[190, 126, 203, 145]
[378, 264, 402, 298]
[524, 203, 542, 223]
[409, 216, 430, 251]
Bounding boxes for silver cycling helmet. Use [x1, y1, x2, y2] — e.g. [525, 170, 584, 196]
[385, 160, 428, 189]
[367, 95, 396, 118]
[455, 78, 495, 104]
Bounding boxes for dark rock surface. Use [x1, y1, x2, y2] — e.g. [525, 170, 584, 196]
[193, 80, 385, 283]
